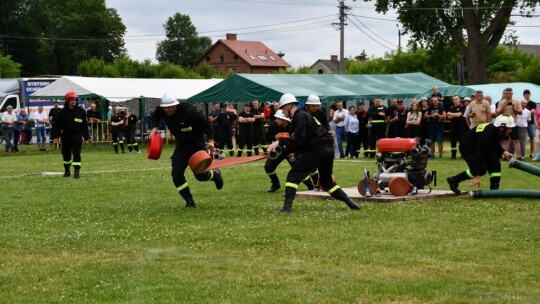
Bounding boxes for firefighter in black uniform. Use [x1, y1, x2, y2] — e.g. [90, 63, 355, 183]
[51, 91, 89, 179]
[151, 93, 223, 208]
[446, 95, 466, 159]
[236, 103, 255, 157]
[125, 108, 141, 153]
[265, 110, 315, 192]
[367, 98, 388, 158]
[267, 93, 360, 212]
[356, 102, 370, 157]
[446, 114, 515, 194]
[110, 109, 126, 153]
[251, 99, 266, 155]
[216, 103, 237, 156]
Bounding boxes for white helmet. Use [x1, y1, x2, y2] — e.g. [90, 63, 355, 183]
[493, 114, 516, 128]
[278, 93, 298, 109]
[305, 94, 321, 105]
[274, 109, 291, 122]
[160, 93, 179, 107]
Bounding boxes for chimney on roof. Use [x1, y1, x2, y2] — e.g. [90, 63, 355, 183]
[226, 33, 237, 40]
[330, 55, 338, 62]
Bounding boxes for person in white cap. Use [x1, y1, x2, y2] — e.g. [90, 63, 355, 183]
[446, 114, 515, 194]
[150, 93, 223, 208]
[267, 93, 360, 212]
[264, 110, 314, 193]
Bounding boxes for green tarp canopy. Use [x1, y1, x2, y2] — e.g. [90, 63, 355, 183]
[187, 73, 450, 103]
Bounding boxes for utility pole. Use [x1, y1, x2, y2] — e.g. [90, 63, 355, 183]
[337, 0, 349, 74]
[396, 24, 401, 52]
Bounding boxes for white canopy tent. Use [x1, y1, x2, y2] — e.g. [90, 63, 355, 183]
[30, 76, 223, 102]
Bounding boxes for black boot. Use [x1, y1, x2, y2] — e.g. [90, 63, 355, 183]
[212, 169, 223, 190]
[446, 176, 460, 194]
[63, 165, 71, 177]
[74, 167, 80, 179]
[280, 199, 293, 212]
[331, 188, 361, 210]
[302, 178, 315, 191]
[185, 197, 196, 208]
[268, 174, 281, 192]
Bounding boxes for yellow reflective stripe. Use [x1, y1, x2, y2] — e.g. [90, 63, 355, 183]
[209, 170, 214, 180]
[302, 175, 311, 181]
[176, 182, 189, 192]
[466, 169, 474, 178]
[181, 126, 193, 132]
[476, 123, 489, 132]
[310, 170, 318, 176]
[74, 118, 82, 123]
[371, 120, 385, 123]
[490, 172, 501, 178]
[328, 185, 340, 194]
[63, 161, 72, 165]
[313, 117, 321, 125]
[268, 171, 277, 176]
[72, 162, 81, 167]
[285, 182, 298, 189]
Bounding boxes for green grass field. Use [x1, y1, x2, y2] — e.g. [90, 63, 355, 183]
[1, 144, 540, 303]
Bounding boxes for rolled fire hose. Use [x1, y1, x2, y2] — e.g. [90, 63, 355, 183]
[470, 189, 540, 199]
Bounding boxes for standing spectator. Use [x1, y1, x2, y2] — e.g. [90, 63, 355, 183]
[420, 98, 430, 145]
[535, 107, 540, 161]
[263, 102, 271, 125]
[447, 115, 515, 193]
[465, 90, 491, 129]
[216, 103, 237, 156]
[1, 106, 16, 153]
[15, 108, 31, 148]
[523, 89, 536, 158]
[266, 93, 360, 212]
[33, 106, 49, 151]
[269, 101, 279, 121]
[228, 104, 238, 150]
[485, 95, 497, 122]
[425, 96, 446, 159]
[367, 98, 388, 158]
[388, 99, 407, 138]
[125, 108, 141, 154]
[356, 102, 370, 157]
[431, 86, 444, 102]
[236, 103, 255, 157]
[328, 107, 338, 158]
[344, 105, 359, 159]
[48, 101, 61, 142]
[446, 95, 466, 159]
[386, 97, 398, 138]
[251, 99, 266, 155]
[332, 101, 347, 158]
[51, 91, 90, 179]
[110, 108, 125, 153]
[208, 102, 220, 145]
[150, 93, 223, 208]
[514, 100, 530, 160]
[496, 87, 522, 160]
[86, 103, 101, 146]
[405, 100, 422, 139]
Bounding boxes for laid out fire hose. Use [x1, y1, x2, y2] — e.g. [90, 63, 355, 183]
[470, 158, 540, 199]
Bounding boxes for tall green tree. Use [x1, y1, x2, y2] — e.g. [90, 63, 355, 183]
[0, 0, 126, 76]
[156, 13, 212, 67]
[364, 0, 540, 84]
[0, 53, 21, 78]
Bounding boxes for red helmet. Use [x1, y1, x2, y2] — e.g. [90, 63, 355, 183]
[64, 91, 78, 102]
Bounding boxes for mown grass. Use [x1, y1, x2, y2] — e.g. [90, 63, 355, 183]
[1, 144, 539, 303]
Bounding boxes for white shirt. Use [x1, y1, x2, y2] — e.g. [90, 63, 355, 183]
[333, 108, 347, 127]
[517, 108, 531, 128]
[33, 111, 49, 127]
[1, 112, 16, 127]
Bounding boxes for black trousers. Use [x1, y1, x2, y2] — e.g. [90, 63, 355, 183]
[171, 141, 213, 199]
[61, 135, 82, 168]
[368, 123, 387, 154]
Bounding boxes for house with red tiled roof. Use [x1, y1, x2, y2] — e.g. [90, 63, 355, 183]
[194, 33, 290, 74]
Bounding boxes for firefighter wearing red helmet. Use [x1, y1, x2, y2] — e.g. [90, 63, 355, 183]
[51, 91, 90, 179]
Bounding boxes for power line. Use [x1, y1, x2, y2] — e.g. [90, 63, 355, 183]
[350, 14, 397, 47]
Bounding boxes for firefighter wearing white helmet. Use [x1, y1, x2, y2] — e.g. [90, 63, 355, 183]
[150, 93, 224, 208]
[305, 94, 321, 105]
[263, 109, 315, 192]
[446, 114, 514, 194]
[267, 93, 360, 212]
